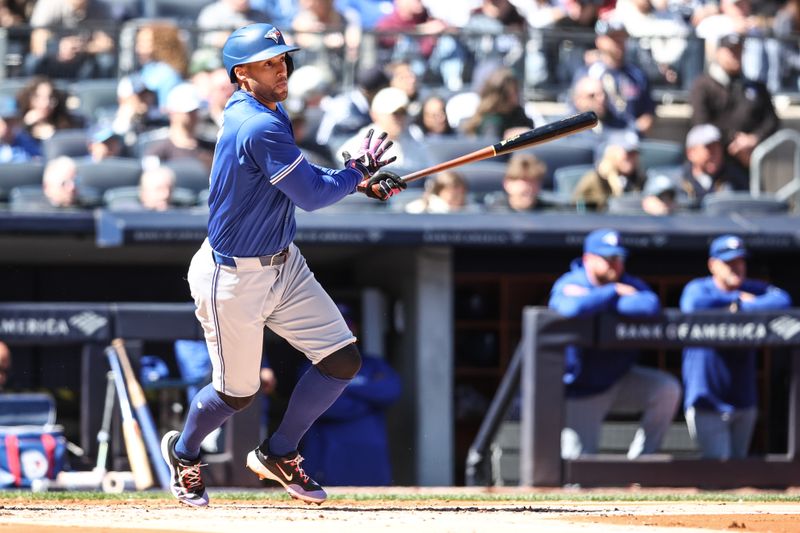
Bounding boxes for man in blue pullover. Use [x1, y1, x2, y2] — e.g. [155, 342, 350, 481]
[549, 228, 681, 459]
[680, 235, 791, 459]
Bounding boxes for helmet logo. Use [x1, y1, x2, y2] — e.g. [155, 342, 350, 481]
[264, 28, 281, 43]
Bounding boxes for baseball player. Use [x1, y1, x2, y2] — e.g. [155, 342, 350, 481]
[681, 235, 791, 459]
[160, 23, 406, 507]
[549, 229, 681, 459]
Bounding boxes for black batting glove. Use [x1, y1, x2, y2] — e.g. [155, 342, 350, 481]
[357, 170, 407, 201]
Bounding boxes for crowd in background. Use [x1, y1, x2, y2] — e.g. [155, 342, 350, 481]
[0, 0, 798, 215]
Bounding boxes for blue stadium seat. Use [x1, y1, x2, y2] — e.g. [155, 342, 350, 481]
[75, 157, 142, 197]
[702, 191, 789, 215]
[453, 162, 508, 195]
[68, 79, 120, 123]
[163, 158, 210, 193]
[0, 162, 45, 202]
[639, 140, 685, 170]
[521, 139, 596, 189]
[553, 164, 593, 196]
[42, 129, 89, 160]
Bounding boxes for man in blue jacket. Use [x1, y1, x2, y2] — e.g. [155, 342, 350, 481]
[549, 228, 681, 459]
[680, 235, 791, 459]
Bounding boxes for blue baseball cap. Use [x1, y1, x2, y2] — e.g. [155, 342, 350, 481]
[584, 228, 628, 257]
[710, 234, 747, 261]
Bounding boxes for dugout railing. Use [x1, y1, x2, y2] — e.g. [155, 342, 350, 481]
[466, 307, 800, 488]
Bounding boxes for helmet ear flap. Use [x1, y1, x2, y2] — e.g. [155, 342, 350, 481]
[286, 54, 294, 77]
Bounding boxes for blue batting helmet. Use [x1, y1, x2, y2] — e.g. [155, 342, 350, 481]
[222, 23, 300, 83]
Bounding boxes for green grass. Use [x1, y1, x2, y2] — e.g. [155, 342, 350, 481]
[1, 490, 799, 503]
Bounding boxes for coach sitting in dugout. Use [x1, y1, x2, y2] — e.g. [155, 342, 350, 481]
[680, 235, 791, 460]
[549, 228, 681, 460]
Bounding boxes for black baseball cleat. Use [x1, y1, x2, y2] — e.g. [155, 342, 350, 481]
[161, 430, 209, 507]
[246, 448, 327, 504]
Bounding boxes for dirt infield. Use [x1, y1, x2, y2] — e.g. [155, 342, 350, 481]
[1, 488, 799, 532]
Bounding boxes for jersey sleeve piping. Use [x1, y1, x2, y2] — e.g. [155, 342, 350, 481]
[270, 152, 305, 185]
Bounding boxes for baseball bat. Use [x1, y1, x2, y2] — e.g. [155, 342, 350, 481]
[399, 111, 599, 184]
[111, 339, 171, 490]
[105, 346, 154, 491]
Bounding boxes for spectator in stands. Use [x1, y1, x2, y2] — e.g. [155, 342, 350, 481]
[131, 22, 188, 110]
[250, 0, 299, 28]
[198, 0, 270, 48]
[640, 172, 680, 216]
[695, 0, 769, 83]
[414, 94, 455, 137]
[285, 65, 335, 166]
[570, 75, 636, 139]
[404, 170, 472, 213]
[337, 86, 429, 169]
[291, 0, 360, 63]
[111, 75, 165, 152]
[575, 17, 656, 136]
[142, 84, 215, 171]
[316, 65, 388, 147]
[680, 123, 749, 205]
[689, 33, 780, 172]
[376, 0, 447, 58]
[376, 0, 467, 91]
[0, 341, 11, 392]
[17, 76, 83, 143]
[387, 61, 422, 119]
[461, 67, 533, 138]
[485, 152, 548, 212]
[85, 125, 123, 162]
[462, 0, 527, 86]
[0, 95, 41, 163]
[549, 228, 681, 460]
[139, 166, 177, 212]
[27, 0, 115, 79]
[573, 130, 645, 211]
[194, 64, 236, 146]
[613, 0, 692, 87]
[680, 235, 791, 459]
[773, 0, 800, 91]
[0, 0, 33, 27]
[42, 156, 79, 208]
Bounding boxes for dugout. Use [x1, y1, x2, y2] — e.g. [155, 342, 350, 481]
[0, 209, 799, 487]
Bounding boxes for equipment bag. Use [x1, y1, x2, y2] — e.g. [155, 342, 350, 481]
[0, 426, 66, 488]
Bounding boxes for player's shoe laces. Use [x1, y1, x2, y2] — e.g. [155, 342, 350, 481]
[161, 430, 209, 507]
[246, 448, 327, 504]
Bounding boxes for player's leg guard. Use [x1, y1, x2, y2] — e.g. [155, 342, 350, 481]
[315, 343, 362, 379]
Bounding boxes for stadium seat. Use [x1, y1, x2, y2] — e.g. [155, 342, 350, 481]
[42, 129, 89, 160]
[8, 185, 52, 211]
[316, 191, 388, 213]
[522, 140, 596, 189]
[702, 191, 789, 215]
[75, 158, 142, 198]
[424, 136, 496, 167]
[197, 188, 210, 207]
[104, 185, 196, 210]
[639, 140, 685, 170]
[0, 162, 45, 202]
[453, 162, 508, 195]
[0, 78, 33, 102]
[553, 164, 593, 196]
[607, 193, 647, 215]
[150, 0, 215, 20]
[68, 79, 120, 123]
[163, 158, 210, 193]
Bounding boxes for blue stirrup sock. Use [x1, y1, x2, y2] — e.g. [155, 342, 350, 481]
[175, 383, 237, 462]
[263, 364, 350, 457]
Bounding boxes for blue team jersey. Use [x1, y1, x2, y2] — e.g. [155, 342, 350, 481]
[680, 276, 791, 412]
[549, 259, 661, 397]
[207, 90, 362, 257]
